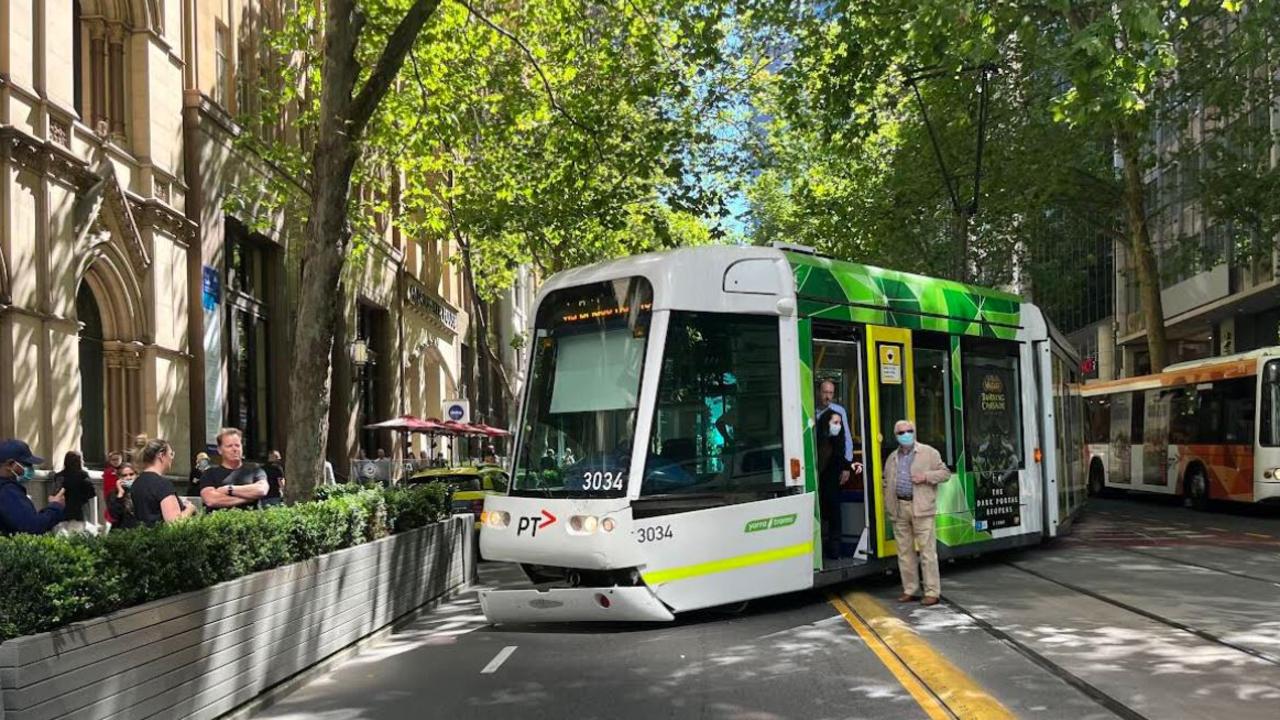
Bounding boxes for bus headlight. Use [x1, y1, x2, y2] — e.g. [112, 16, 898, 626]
[481, 510, 510, 529]
[601, 516, 617, 533]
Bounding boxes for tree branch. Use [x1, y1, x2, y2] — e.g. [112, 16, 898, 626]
[452, 0, 602, 150]
[348, 0, 444, 136]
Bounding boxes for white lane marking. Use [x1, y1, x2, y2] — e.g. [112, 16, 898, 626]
[481, 645, 518, 674]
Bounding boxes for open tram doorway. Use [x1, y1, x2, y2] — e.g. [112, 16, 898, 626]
[812, 329, 870, 570]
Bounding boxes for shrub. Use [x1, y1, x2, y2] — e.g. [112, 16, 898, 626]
[0, 483, 451, 642]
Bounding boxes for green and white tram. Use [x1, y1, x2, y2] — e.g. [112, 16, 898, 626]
[479, 244, 1087, 622]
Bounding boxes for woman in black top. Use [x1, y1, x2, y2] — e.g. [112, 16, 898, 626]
[105, 463, 141, 530]
[131, 440, 196, 527]
[53, 451, 96, 524]
[816, 407, 851, 559]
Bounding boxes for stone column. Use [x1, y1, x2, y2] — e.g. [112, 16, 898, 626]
[107, 25, 126, 137]
[89, 23, 107, 131]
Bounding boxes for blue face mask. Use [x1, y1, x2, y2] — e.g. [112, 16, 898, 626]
[897, 432, 915, 446]
[10, 462, 34, 483]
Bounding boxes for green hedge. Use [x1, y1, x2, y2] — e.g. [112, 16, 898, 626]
[0, 483, 451, 643]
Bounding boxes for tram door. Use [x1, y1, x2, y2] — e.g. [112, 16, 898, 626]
[812, 335, 869, 568]
[865, 326, 915, 558]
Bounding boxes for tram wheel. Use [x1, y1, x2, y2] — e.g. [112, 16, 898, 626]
[1185, 466, 1210, 511]
[714, 600, 751, 616]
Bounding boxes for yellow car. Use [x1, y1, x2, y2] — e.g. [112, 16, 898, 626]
[407, 464, 509, 528]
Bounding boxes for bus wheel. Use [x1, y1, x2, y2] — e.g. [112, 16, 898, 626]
[1185, 467, 1210, 511]
[1088, 461, 1105, 497]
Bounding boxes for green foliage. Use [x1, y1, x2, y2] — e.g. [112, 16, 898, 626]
[741, 0, 1277, 298]
[231, 0, 742, 302]
[0, 484, 451, 643]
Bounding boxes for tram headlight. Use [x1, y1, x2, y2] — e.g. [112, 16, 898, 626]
[568, 515, 599, 535]
[481, 510, 510, 529]
[601, 516, 617, 533]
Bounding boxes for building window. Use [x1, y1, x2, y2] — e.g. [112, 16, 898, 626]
[73, 2, 83, 117]
[225, 222, 274, 459]
[215, 22, 230, 107]
[357, 304, 390, 456]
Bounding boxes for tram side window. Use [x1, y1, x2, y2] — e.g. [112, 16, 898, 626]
[961, 339, 1024, 472]
[642, 312, 784, 497]
[913, 341, 954, 465]
[1264, 360, 1280, 447]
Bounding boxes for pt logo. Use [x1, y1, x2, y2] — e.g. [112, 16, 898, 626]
[517, 509, 557, 536]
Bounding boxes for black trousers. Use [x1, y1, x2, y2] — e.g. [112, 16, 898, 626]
[819, 470, 843, 554]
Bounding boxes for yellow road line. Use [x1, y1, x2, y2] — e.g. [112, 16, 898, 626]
[1245, 532, 1272, 539]
[831, 591, 1017, 720]
[827, 593, 952, 720]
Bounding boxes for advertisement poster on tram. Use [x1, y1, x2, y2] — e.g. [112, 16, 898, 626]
[966, 357, 1023, 531]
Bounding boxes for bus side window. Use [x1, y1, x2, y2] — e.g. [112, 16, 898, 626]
[1130, 391, 1145, 443]
[1221, 378, 1255, 444]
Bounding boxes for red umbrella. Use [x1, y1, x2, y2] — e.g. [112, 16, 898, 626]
[471, 423, 511, 437]
[363, 414, 439, 432]
[440, 420, 471, 435]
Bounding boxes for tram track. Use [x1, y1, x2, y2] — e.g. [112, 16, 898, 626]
[1107, 544, 1280, 588]
[998, 560, 1280, 668]
[937, 592, 1148, 720]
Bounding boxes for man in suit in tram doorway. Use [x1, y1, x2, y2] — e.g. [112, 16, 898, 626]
[883, 419, 952, 606]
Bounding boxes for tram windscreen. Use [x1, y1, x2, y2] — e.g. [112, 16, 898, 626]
[512, 277, 653, 497]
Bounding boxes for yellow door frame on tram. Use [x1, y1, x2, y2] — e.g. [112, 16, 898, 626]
[865, 325, 915, 558]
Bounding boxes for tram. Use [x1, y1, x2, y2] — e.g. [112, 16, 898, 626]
[479, 244, 1087, 622]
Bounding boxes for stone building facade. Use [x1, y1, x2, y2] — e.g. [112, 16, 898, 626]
[1, 0, 196, 469]
[1, 1, 506, 477]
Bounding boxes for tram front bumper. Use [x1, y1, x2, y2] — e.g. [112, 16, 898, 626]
[480, 585, 675, 624]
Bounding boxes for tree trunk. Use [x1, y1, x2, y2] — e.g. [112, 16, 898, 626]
[1115, 123, 1169, 374]
[284, 0, 444, 501]
[285, 0, 364, 502]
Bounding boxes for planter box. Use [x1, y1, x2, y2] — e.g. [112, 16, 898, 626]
[0, 516, 474, 720]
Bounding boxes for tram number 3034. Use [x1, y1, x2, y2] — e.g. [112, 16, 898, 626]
[634, 525, 673, 544]
[581, 471, 626, 492]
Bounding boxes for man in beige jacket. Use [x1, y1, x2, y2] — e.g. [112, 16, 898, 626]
[882, 419, 952, 606]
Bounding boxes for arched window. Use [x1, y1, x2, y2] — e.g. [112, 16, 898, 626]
[77, 283, 106, 464]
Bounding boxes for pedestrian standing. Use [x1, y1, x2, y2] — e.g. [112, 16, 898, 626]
[102, 450, 124, 523]
[199, 428, 269, 511]
[0, 439, 65, 535]
[188, 452, 210, 496]
[105, 463, 140, 531]
[131, 439, 195, 526]
[262, 450, 285, 507]
[52, 451, 97, 534]
[882, 419, 951, 606]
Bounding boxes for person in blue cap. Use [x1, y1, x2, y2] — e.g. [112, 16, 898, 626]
[0, 439, 65, 535]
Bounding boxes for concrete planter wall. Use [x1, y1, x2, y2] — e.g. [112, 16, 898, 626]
[0, 516, 474, 720]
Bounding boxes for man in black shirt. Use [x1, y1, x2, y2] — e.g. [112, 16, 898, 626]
[199, 428, 270, 512]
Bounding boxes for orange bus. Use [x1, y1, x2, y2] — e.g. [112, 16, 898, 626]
[1081, 347, 1280, 509]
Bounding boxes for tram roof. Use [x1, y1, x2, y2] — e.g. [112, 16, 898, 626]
[1080, 346, 1280, 396]
[536, 245, 1026, 340]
